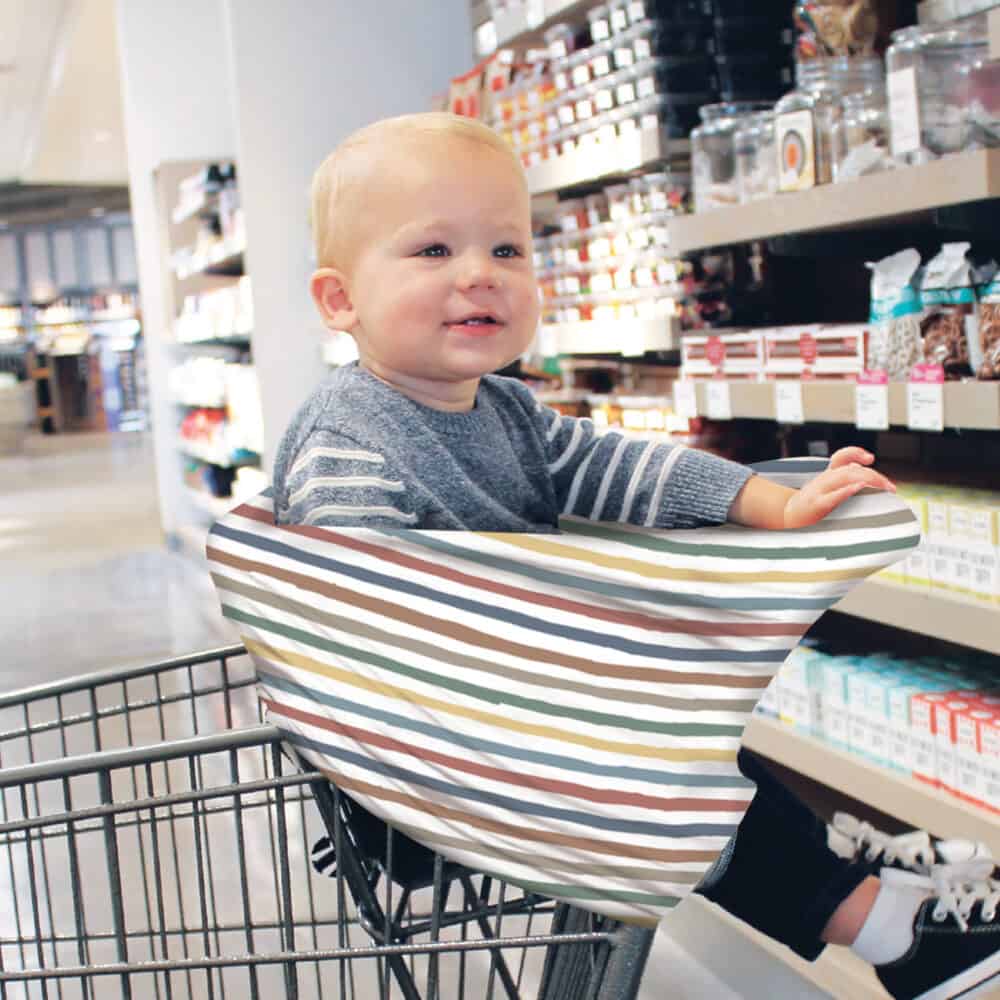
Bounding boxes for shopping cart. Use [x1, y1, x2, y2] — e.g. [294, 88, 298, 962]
[0, 645, 654, 1000]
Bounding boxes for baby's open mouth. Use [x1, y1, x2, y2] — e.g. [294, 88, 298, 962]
[451, 315, 499, 326]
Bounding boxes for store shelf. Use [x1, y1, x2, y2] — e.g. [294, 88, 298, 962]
[494, 0, 590, 49]
[689, 379, 1000, 431]
[668, 150, 1000, 254]
[834, 578, 1000, 656]
[174, 244, 245, 281]
[178, 440, 259, 469]
[541, 315, 679, 355]
[525, 127, 686, 196]
[744, 714, 1000, 854]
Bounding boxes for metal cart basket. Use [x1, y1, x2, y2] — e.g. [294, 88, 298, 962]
[0, 645, 654, 1000]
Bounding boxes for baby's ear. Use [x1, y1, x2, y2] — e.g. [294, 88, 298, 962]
[310, 268, 356, 331]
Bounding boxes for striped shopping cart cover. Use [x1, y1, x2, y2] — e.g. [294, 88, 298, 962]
[208, 459, 919, 923]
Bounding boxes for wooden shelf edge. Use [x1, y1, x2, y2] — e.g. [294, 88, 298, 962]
[668, 150, 1000, 254]
[743, 714, 1000, 851]
[834, 579, 1000, 656]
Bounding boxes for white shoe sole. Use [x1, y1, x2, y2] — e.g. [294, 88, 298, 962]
[914, 950, 1000, 1000]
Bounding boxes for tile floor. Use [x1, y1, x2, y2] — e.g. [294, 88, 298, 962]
[0, 430, 840, 998]
[1, 430, 236, 690]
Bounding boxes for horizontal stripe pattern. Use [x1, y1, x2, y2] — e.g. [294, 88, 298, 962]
[209, 468, 918, 923]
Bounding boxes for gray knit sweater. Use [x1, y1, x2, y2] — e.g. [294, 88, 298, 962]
[272, 363, 753, 532]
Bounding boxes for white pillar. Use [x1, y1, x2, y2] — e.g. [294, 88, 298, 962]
[115, 0, 237, 538]
[222, 0, 474, 468]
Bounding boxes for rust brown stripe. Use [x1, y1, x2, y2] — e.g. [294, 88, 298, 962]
[208, 544, 769, 690]
[317, 767, 721, 865]
[231, 503, 801, 638]
[264, 697, 749, 813]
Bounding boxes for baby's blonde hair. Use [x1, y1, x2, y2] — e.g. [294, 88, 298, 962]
[310, 112, 525, 270]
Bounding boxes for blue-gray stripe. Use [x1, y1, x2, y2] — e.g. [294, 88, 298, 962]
[213, 522, 791, 663]
[286, 729, 740, 839]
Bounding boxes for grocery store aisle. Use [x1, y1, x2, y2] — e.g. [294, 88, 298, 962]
[0, 430, 234, 690]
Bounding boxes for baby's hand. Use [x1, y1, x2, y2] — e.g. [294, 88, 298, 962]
[782, 447, 895, 529]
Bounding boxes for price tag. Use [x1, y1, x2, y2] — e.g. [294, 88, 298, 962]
[774, 381, 805, 424]
[855, 370, 889, 430]
[907, 364, 944, 432]
[673, 380, 698, 419]
[525, 0, 544, 29]
[705, 380, 732, 420]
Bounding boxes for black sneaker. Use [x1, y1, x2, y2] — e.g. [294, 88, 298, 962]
[828, 812, 993, 877]
[875, 861, 1000, 1000]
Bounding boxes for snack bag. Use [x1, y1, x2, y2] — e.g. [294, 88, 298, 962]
[920, 242, 976, 380]
[976, 263, 1000, 380]
[866, 248, 923, 380]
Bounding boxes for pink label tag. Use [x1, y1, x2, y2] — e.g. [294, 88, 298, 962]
[705, 336, 725, 367]
[858, 369, 888, 385]
[911, 363, 945, 384]
[799, 333, 818, 364]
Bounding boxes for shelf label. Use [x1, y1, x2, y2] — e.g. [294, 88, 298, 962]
[774, 381, 805, 424]
[705, 380, 732, 420]
[907, 364, 945, 432]
[855, 370, 889, 430]
[673, 379, 698, 419]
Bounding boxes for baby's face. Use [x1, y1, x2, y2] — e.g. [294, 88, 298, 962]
[344, 139, 539, 399]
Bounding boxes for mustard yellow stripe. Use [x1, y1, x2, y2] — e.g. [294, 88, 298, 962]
[481, 533, 873, 584]
[246, 638, 736, 764]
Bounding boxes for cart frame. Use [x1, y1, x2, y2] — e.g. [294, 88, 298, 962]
[1, 647, 654, 1000]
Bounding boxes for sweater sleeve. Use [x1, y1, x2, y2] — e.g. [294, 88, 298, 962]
[538, 403, 754, 529]
[278, 428, 421, 528]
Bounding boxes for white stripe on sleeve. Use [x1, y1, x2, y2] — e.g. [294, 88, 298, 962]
[288, 476, 404, 509]
[618, 439, 658, 523]
[548, 420, 585, 475]
[589, 435, 631, 521]
[643, 445, 688, 527]
[288, 445, 384, 481]
[302, 504, 418, 526]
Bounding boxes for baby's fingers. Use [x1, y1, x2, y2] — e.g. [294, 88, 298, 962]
[828, 447, 874, 470]
[834, 465, 895, 495]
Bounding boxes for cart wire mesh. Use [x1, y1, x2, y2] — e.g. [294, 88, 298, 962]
[1, 647, 653, 1000]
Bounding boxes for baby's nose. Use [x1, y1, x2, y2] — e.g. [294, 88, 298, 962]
[458, 251, 499, 289]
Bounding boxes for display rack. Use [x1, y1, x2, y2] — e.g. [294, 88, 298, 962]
[668, 149, 1000, 254]
[526, 128, 687, 195]
[835, 579, 1000, 656]
[744, 714, 1000, 854]
[683, 379, 1000, 431]
[541, 315, 680, 355]
[494, 0, 590, 49]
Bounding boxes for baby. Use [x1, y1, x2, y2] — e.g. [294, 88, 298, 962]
[272, 112, 1000, 1000]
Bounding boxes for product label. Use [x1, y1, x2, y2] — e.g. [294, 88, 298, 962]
[888, 66, 921, 158]
[705, 380, 732, 420]
[571, 64, 591, 88]
[575, 98, 594, 121]
[799, 333, 818, 365]
[775, 381, 805, 424]
[637, 75, 656, 101]
[633, 37, 652, 61]
[558, 103, 576, 126]
[591, 18, 610, 42]
[856, 371, 890, 430]
[673, 380, 698, 418]
[777, 109, 816, 192]
[907, 364, 945, 433]
[611, 7, 629, 31]
[592, 54, 611, 78]
[614, 46, 634, 69]
[595, 88, 614, 112]
[628, 0, 646, 22]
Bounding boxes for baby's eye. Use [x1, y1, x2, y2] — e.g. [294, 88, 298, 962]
[493, 244, 523, 259]
[416, 243, 449, 258]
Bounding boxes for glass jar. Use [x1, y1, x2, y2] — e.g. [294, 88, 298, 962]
[734, 110, 778, 203]
[832, 86, 891, 182]
[917, 23, 989, 159]
[691, 101, 771, 213]
[774, 56, 883, 190]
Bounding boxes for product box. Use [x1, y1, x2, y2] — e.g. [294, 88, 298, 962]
[900, 490, 931, 589]
[887, 674, 942, 775]
[681, 332, 765, 378]
[911, 691, 951, 787]
[754, 676, 780, 718]
[934, 698, 974, 796]
[763, 324, 868, 377]
[776, 648, 823, 733]
[967, 501, 1000, 605]
[926, 494, 957, 592]
[820, 657, 859, 750]
[980, 717, 1000, 813]
[954, 707, 996, 808]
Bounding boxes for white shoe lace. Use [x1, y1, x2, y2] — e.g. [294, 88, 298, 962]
[884, 860, 1000, 933]
[831, 812, 936, 871]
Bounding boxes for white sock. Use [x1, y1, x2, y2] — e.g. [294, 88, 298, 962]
[850, 870, 933, 966]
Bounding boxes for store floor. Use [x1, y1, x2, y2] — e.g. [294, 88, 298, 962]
[0, 431, 846, 998]
[0, 429, 234, 691]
